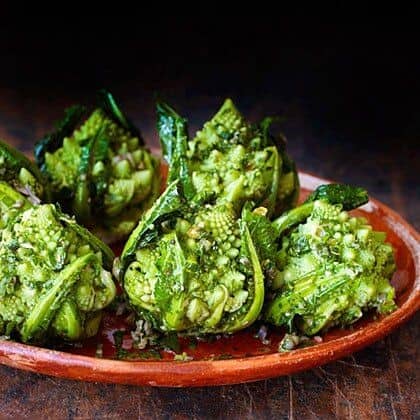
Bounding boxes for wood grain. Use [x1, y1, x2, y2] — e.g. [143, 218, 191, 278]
[0, 91, 418, 419]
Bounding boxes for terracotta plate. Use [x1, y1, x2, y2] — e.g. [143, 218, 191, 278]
[0, 172, 419, 387]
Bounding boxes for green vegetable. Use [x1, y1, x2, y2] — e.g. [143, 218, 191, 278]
[120, 180, 182, 268]
[241, 205, 284, 290]
[35, 90, 161, 242]
[97, 89, 143, 141]
[156, 103, 194, 200]
[305, 183, 369, 211]
[0, 181, 31, 229]
[0, 139, 50, 203]
[157, 98, 299, 216]
[119, 180, 265, 334]
[0, 184, 116, 343]
[34, 105, 86, 171]
[264, 184, 396, 335]
[273, 183, 369, 237]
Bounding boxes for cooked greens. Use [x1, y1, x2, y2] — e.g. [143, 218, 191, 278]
[157, 98, 299, 216]
[0, 183, 116, 343]
[0, 98, 399, 350]
[118, 178, 264, 334]
[1, 139, 50, 204]
[35, 90, 161, 241]
[118, 99, 396, 341]
[0, 181, 32, 229]
[264, 184, 396, 335]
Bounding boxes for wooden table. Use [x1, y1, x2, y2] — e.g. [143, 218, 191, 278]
[0, 90, 418, 419]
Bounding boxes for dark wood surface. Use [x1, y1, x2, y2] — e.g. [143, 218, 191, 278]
[0, 89, 419, 419]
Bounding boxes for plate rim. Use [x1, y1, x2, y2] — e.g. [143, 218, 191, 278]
[0, 171, 419, 387]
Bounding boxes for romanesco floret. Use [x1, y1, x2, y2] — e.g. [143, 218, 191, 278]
[157, 99, 299, 216]
[36, 91, 161, 242]
[120, 182, 264, 334]
[0, 202, 116, 342]
[265, 199, 396, 335]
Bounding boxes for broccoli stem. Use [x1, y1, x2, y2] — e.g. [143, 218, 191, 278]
[51, 300, 83, 340]
[20, 253, 97, 342]
[265, 271, 351, 335]
[272, 184, 369, 237]
[225, 223, 265, 332]
[272, 202, 314, 237]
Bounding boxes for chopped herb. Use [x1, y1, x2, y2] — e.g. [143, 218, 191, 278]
[157, 332, 181, 353]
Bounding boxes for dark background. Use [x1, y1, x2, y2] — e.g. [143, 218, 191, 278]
[0, 20, 418, 419]
[0, 20, 418, 228]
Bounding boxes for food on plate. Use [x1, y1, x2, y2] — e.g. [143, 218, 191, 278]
[0, 139, 50, 204]
[117, 96, 299, 334]
[157, 98, 298, 216]
[0, 140, 50, 229]
[34, 90, 161, 242]
[115, 97, 396, 343]
[0, 180, 32, 229]
[264, 184, 397, 335]
[118, 181, 396, 340]
[0, 98, 399, 354]
[0, 182, 116, 343]
[117, 180, 264, 333]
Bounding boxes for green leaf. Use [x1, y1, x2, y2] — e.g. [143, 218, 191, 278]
[97, 89, 143, 144]
[265, 146, 281, 217]
[156, 101, 195, 201]
[121, 180, 182, 270]
[224, 222, 265, 332]
[172, 119, 195, 201]
[51, 300, 83, 341]
[34, 105, 86, 170]
[259, 116, 279, 147]
[93, 134, 110, 162]
[72, 125, 109, 223]
[242, 206, 279, 263]
[305, 184, 369, 211]
[156, 101, 182, 165]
